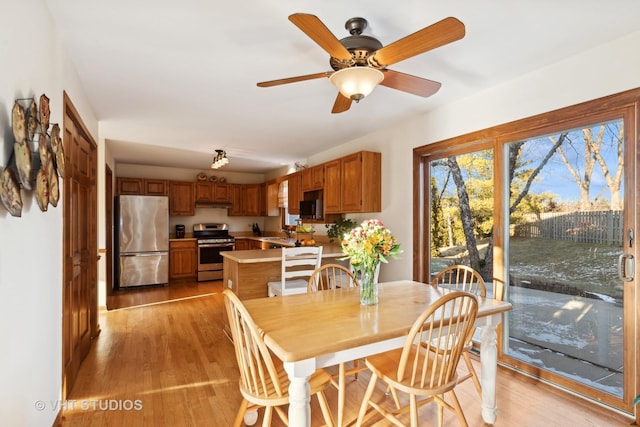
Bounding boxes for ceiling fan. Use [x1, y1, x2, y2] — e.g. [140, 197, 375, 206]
[257, 13, 465, 113]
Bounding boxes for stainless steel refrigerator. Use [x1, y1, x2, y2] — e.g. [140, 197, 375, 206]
[116, 195, 169, 288]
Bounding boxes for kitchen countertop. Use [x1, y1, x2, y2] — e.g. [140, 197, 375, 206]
[169, 234, 332, 248]
[221, 244, 345, 263]
[233, 236, 297, 245]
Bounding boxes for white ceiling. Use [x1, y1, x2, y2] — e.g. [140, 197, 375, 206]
[43, 0, 640, 174]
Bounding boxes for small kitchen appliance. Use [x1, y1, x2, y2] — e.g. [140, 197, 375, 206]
[175, 224, 185, 238]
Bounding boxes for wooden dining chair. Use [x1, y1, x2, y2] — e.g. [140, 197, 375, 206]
[430, 264, 486, 396]
[307, 263, 358, 292]
[356, 291, 478, 427]
[223, 289, 335, 427]
[307, 264, 363, 426]
[267, 246, 323, 297]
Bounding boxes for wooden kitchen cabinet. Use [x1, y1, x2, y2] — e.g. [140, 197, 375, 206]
[323, 159, 341, 213]
[242, 184, 261, 216]
[117, 177, 168, 196]
[228, 184, 242, 216]
[324, 151, 381, 214]
[169, 180, 195, 216]
[144, 179, 168, 195]
[214, 183, 231, 203]
[117, 177, 144, 195]
[169, 239, 197, 280]
[301, 164, 324, 191]
[259, 183, 268, 216]
[234, 238, 252, 251]
[195, 182, 213, 202]
[287, 172, 302, 214]
[229, 183, 262, 216]
[195, 182, 231, 203]
[265, 181, 280, 216]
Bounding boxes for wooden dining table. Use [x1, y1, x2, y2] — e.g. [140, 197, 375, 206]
[242, 280, 512, 426]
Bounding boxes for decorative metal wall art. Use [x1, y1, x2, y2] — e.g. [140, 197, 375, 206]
[0, 93, 63, 217]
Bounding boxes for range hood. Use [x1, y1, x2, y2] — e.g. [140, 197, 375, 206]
[195, 201, 233, 208]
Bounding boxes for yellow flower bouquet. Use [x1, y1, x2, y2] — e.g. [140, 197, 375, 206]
[341, 219, 401, 305]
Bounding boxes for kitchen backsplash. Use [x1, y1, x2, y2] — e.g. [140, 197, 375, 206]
[168, 206, 331, 236]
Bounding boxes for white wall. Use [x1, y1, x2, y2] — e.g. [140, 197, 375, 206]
[0, 1, 97, 425]
[308, 30, 640, 283]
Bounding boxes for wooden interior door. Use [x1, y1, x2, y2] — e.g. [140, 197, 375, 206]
[62, 92, 98, 399]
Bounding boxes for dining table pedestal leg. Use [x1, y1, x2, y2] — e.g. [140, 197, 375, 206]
[480, 314, 500, 424]
[284, 359, 315, 427]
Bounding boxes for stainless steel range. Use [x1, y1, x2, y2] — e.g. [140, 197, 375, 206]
[193, 223, 235, 282]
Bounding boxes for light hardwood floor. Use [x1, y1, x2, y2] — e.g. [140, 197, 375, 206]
[58, 280, 634, 426]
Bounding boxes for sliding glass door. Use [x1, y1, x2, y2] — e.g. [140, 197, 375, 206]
[502, 115, 633, 408]
[416, 92, 638, 416]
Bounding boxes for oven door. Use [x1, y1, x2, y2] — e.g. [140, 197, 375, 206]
[197, 242, 235, 281]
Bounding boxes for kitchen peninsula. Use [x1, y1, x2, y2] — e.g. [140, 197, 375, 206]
[221, 244, 346, 336]
[221, 244, 346, 301]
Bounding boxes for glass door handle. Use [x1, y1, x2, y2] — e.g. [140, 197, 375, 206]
[617, 254, 634, 282]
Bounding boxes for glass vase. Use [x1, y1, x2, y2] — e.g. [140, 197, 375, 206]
[359, 262, 379, 306]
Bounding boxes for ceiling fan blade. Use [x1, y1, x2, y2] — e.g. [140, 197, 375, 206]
[370, 17, 465, 67]
[288, 13, 352, 60]
[380, 69, 441, 97]
[331, 93, 352, 114]
[257, 71, 332, 87]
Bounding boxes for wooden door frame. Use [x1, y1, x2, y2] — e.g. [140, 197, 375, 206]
[61, 91, 99, 399]
[105, 165, 113, 304]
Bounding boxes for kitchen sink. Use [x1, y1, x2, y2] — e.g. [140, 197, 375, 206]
[258, 237, 297, 249]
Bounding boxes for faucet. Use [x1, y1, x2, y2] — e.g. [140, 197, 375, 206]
[282, 226, 294, 239]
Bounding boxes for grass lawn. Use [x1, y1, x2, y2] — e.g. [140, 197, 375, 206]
[435, 237, 621, 299]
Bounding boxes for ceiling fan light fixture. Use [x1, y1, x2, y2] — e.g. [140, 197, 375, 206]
[329, 67, 384, 102]
[211, 149, 229, 169]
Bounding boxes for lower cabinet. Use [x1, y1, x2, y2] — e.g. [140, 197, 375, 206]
[169, 239, 197, 280]
[234, 238, 252, 251]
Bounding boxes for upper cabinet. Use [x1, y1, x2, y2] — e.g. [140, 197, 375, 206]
[116, 149, 380, 217]
[265, 181, 280, 217]
[145, 179, 168, 196]
[242, 184, 262, 216]
[195, 181, 231, 203]
[228, 183, 262, 216]
[169, 181, 195, 216]
[287, 172, 302, 214]
[117, 177, 167, 196]
[301, 164, 324, 192]
[324, 151, 381, 214]
[323, 160, 341, 213]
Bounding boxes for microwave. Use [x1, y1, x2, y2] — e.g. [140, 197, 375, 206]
[300, 199, 323, 220]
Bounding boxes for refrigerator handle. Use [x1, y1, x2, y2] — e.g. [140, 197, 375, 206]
[121, 252, 165, 257]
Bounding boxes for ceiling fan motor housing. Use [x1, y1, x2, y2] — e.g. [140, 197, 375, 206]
[329, 17, 384, 71]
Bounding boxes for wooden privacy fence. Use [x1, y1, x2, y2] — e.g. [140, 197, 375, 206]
[512, 210, 623, 245]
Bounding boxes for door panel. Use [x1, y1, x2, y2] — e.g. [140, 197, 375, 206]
[503, 116, 632, 409]
[62, 93, 98, 399]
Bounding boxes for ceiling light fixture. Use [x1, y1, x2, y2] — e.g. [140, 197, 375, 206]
[329, 67, 384, 102]
[211, 149, 229, 169]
